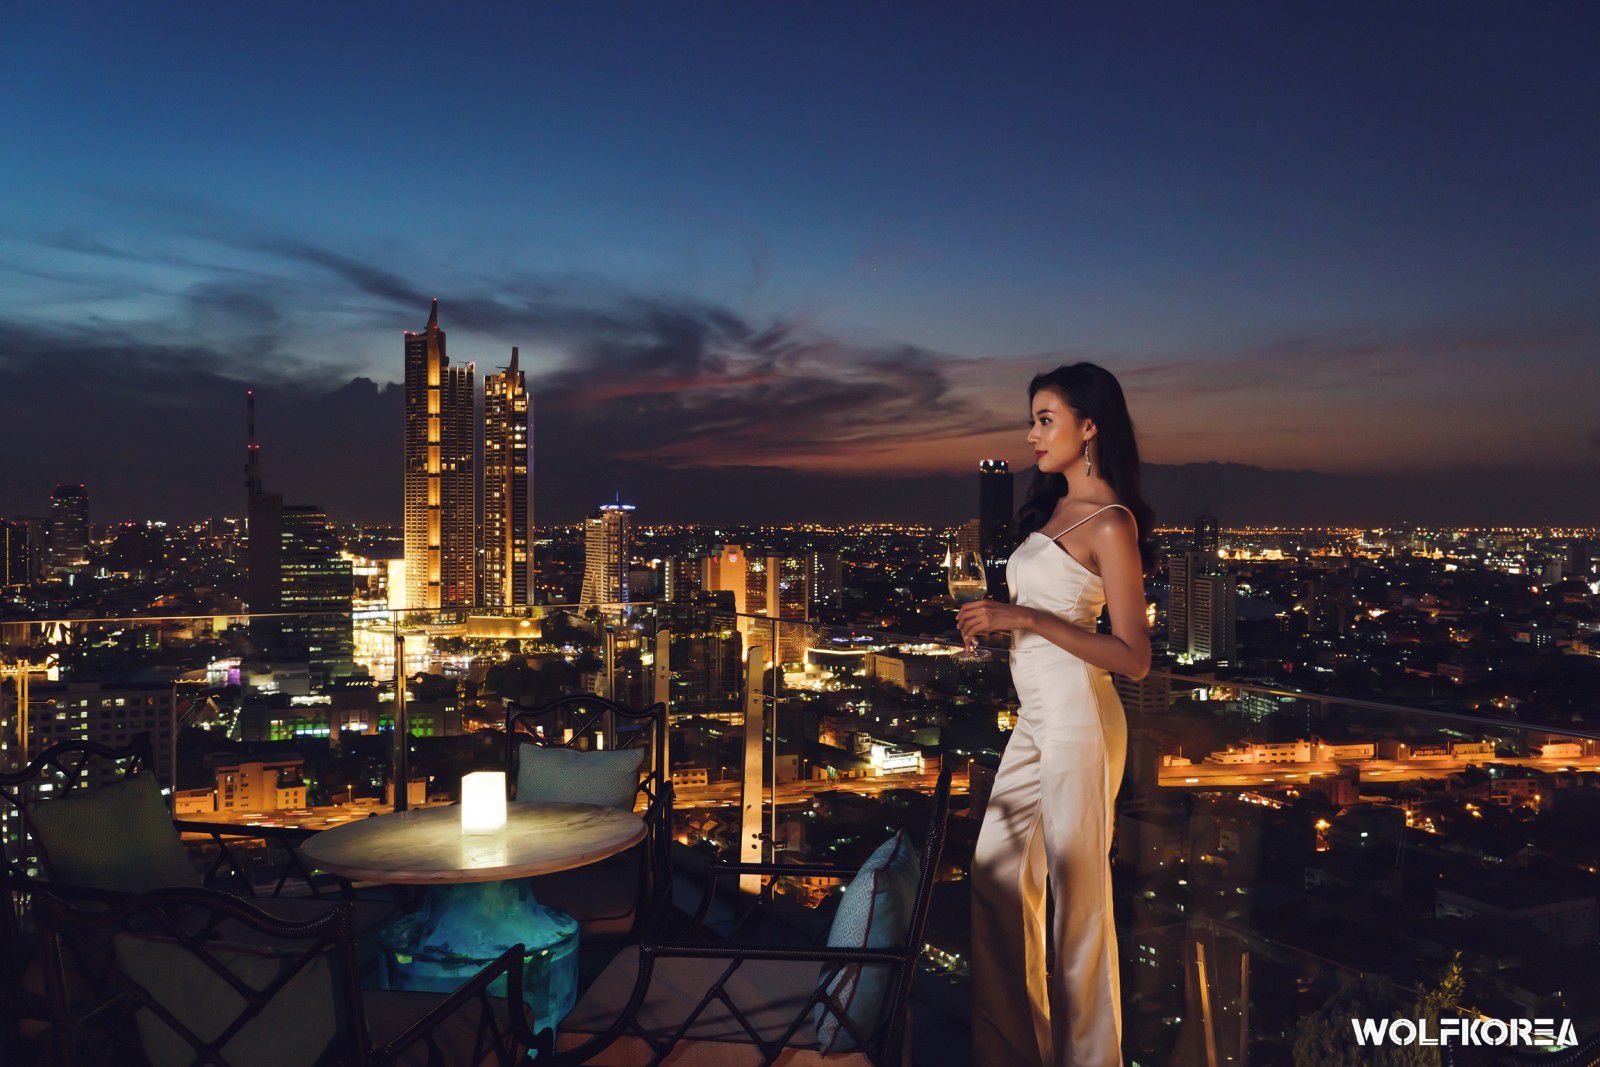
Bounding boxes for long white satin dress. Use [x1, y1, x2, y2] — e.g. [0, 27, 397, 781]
[971, 504, 1130, 1067]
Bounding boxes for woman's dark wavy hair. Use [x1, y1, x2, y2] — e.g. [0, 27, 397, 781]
[1016, 362, 1156, 571]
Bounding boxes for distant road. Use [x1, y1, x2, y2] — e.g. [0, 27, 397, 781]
[674, 770, 967, 810]
[1157, 754, 1600, 789]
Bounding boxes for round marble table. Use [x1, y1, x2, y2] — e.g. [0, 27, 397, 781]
[301, 802, 646, 1035]
[299, 801, 646, 884]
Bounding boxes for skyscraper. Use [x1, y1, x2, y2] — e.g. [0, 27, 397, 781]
[807, 550, 842, 613]
[1167, 550, 1236, 663]
[702, 545, 748, 614]
[245, 391, 352, 679]
[46, 483, 89, 575]
[1567, 539, 1595, 579]
[580, 502, 633, 609]
[979, 460, 1014, 598]
[1189, 572, 1238, 664]
[767, 555, 811, 665]
[956, 518, 983, 558]
[404, 300, 476, 610]
[663, 556, 703, 603]
[0, 520, 30, 588]
[1195, 512, 1221, 566]
[483, 347, 531, 608]
[276, 505, 354, 676]
[744, 555, 770, 618]
[1166, 550, 1198, 656]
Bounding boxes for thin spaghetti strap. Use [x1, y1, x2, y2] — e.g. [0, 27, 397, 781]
[1051, 503, 1133, 540]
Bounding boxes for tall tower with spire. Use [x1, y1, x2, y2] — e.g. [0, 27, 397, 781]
[403, 299, 477, 611]
[482, 346, 532, 607]
[244, 389, 352, 680]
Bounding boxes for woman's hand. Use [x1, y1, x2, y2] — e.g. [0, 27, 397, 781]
[957, 600, 1036, 646]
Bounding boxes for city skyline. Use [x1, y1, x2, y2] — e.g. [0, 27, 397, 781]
[5, 9, 1600, 1062]
[2, 5, 1597, 525]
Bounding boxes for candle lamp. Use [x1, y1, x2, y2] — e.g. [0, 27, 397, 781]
[460, 771, 507, 835]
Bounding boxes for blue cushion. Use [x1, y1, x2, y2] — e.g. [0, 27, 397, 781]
[514, 744, 644, 810]
[28, 773, 201, 893]
[114, 931, 341, 1066]
[813, 830, 921, 1052]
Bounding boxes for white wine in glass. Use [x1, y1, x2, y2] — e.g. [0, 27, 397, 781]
[947, 546, 990, 660]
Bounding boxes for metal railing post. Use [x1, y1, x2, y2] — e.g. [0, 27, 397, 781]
[768, 617, 779, 857]
[739, 646, 767, 895]
[392, 624, 409, 812]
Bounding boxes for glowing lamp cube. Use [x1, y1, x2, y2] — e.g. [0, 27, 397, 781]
[461, 772, 507, 835]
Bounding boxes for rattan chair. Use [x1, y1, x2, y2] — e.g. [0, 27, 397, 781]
[503, 694, 674, 939]
[34, 885, 547, 1066]
[0, 734, 395, 1059]
[554, 766, 953, 1066]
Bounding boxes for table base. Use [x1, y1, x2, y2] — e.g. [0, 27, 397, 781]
[376, 879, 580, 1037]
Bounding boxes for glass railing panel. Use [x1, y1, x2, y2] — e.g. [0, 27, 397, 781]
[5, 601, 1598, 1059]
[719, 611, 1600, 1063]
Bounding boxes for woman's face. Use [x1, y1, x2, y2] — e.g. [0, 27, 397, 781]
[1027, 387, 1089, 475]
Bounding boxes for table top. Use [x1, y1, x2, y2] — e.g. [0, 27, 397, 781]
[297, 801, 647, 885]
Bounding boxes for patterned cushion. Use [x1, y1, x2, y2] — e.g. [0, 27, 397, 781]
[813, 830, 921, 1053]
[514, 744, 644, 811]
[28, 773, 201, 893]
[113, 931, 341, 1066]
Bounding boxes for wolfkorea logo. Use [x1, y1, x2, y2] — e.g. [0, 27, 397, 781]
[1352, 1017, 1578, 1047]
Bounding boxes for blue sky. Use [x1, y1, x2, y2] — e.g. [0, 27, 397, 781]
[2, 3, 1597, 520]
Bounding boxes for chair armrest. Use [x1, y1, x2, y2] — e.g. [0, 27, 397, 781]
[705, 861, 855, 880]
[10, 877, 131, 910]
[688, 859, 856, 932]
[644, 940, 910, 966]
[171, 819, 320, 845]
[172, 820, 333, 899]
[372, 943, 552, 1064]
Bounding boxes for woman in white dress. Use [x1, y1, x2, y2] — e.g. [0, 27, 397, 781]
[958, 363, 1154, 1067]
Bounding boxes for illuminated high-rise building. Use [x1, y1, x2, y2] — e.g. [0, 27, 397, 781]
[277, 505, 354, 676]
[702, 545, 749, 614]
[807, 550, 842, 612]
[1190, 572, 1238, 664]
[0, 520, 30, 588]
[46, 483, 90, 575]
[1167, 549, 1236, 664]
[979, 460, 1014, 598]
[1166, 550, 1198, 656]
[1195, 512, 1221, 568]
[744, 555, 770, 618]
[244, 393, 352, 679]
[1568, 539, 1595, 579]
[580, 502, 633, 609]
[663, 556, 703, 603]
[768, 555, 812, 665]
[482, 347, 531, 608]
[668, 626, 742, 714]
[403, 300, 476, 610]
[706, 549, 811, 666]
[956, 518, 983, 558]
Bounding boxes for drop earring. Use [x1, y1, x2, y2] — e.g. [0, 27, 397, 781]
[1082, 442, 1093, 478]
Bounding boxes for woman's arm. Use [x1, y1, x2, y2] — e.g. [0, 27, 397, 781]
[957, 510, 1152, 680]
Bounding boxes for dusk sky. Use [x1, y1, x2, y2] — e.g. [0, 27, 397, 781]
[2, 4, 1597, 524]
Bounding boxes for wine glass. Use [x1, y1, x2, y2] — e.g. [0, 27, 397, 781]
[947, 544, 990, 661]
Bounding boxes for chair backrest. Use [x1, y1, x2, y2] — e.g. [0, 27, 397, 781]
[0, 735, 160, 960]
[0, 734, 159, 882]
[35, 886, 369, 1067]
[503, 694, 667, 807]
[881, 765, 953, 1059]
